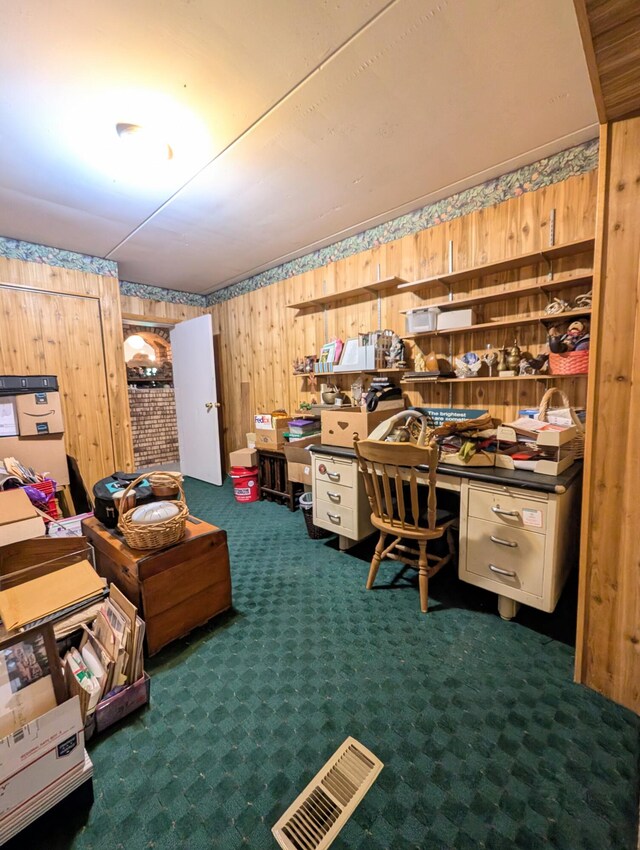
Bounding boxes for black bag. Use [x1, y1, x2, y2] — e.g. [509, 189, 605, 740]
[92, 471, 155, 528]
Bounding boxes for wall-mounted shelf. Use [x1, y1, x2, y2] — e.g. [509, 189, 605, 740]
[288, 276, 407, 310]
[404, 308, 592, 339]
[398, 238, 595, 295]
[401, 374, 589, 385]
[292, 367, 408, 377]
[405, 273, 593, 314]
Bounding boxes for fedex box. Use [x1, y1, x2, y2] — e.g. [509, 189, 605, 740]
[0, 697, 84, 821]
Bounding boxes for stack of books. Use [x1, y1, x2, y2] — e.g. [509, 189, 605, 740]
[286, 418, 321, 442]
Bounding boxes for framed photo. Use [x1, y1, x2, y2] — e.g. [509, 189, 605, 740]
[0, 624, 66, 739]
[319, 342, 337, 364]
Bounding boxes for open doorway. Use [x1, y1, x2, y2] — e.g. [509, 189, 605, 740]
[123, 322, 180, 472]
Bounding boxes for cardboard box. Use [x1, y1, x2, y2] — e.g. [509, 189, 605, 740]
[321, 403, 405, 448]
[93, 672, 150, 735]
[16, 392, 64, 436]
[254, 421, 288, 450]
[229, 447, 258, 468]
[0, 697, 85, 821]
[0, 489, 46, 546]
[287, 462, 312, 485]
[0, 435, 69, 485]
[0, 398, 18, 437]
[254, 414, 288, 431]
[436, 308, 475, 331]
[283, 436, 317, 484]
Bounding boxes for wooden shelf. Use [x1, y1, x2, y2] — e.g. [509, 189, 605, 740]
[398, 238, 595, 294]
[403, 272, 593, 314]
[292, 367, 407, 377]
[288, 276, 407, 310]
[401, 374, 589, 385]
[404, 308, 592, 339]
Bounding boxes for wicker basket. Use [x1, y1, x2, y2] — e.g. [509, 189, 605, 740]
[118, 472, 189, 550]
[538, 387, 585, 459]
[549, 349, 589, 375]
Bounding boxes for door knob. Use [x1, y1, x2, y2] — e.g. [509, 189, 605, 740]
[205, 402, 221, 411]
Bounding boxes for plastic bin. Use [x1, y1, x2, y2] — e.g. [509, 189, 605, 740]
[299, 492, 332, 539]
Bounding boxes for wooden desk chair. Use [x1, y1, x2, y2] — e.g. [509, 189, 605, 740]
[354, 437, 456, 613]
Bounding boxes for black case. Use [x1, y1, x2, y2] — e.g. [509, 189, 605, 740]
[0, 375, 59, 395]
[92, 471, 155, 529]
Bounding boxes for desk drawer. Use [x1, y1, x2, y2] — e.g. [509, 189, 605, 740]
[465, 517, 545, 597]
[313, 500, 355, 534]
[468, 484, 547, 532]
[315, 479, 355, 508]
[314, 456, 355, 488]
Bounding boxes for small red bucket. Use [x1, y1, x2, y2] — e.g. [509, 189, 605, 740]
[229, 466, 259, 503]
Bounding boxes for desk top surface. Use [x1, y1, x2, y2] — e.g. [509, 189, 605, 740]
[308, 444, 582, 494]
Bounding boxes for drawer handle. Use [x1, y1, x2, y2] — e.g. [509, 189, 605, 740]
[490, 535, 518, 548]
[489, 563, 516, 577]
[491, 506, 519, 518]
[327, 491, 341, 502]
[327, 512, 341, 524]
[327, 471, 341, 481]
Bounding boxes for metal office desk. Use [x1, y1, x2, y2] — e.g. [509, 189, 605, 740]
[309, 444, 582, 619]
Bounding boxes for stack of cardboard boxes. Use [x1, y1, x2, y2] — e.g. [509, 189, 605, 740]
[0, 376, 69, 487]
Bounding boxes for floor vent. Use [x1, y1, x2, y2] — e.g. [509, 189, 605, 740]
[272, 737, 383, 850]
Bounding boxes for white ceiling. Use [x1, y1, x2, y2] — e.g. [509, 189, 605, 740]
[0, 0, 597, 294]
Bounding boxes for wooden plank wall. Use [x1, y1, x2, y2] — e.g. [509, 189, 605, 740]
[0, 259, 134, 487]
[208, 171, 597, 457]
[575, 117, 640, 713]
[120, 295, 204, 325]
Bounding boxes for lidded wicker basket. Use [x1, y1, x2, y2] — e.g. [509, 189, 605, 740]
[538, 387, 585, 459]
[117, 471, 189, 550]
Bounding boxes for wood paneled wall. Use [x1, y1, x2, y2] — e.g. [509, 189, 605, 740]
[120, 294, 204, 325]
[0, 259, 133, 488]
[575, 118, 640, 713]
[208, 171, 597, 457]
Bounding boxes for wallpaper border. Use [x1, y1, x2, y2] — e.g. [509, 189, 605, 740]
[0, 237, 118, 277]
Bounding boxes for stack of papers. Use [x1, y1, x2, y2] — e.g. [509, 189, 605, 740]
[0, 559, 106, 632]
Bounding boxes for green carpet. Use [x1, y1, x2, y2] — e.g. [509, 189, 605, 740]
[14, 478, 640, 849]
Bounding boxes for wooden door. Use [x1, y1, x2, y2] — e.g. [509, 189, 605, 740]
[0, 286, 116, 489]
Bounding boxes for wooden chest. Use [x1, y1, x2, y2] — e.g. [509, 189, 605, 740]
[81, 516, 232, 655]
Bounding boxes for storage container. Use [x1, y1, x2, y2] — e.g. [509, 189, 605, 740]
[405, 307, 440, 334]
[436, 308, 475, 331]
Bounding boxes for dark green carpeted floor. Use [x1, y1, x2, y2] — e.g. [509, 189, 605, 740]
[15, 479, 640, 849]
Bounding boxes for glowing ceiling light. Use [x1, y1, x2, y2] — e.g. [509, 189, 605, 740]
[116, 123, 173, 162]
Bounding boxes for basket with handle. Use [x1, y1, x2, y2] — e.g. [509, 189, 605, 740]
[538, 387, 585, 459]
[118, 471, 189, 550]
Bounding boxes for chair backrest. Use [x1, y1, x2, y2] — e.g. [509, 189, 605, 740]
[353, 438, 439, 531]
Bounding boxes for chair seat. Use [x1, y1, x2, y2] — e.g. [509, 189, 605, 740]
[371, 508, 455, 539]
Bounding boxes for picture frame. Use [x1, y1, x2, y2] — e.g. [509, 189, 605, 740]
[319, 342, 337, 364]
[0, 623, 66, 738]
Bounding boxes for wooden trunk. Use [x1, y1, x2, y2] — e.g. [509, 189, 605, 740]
[81, 516, 232, 655]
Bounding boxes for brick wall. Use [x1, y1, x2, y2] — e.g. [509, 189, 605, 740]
[128, 386, 180, 468]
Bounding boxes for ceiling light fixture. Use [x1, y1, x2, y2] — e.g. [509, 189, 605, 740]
[116, 122, 173, 161]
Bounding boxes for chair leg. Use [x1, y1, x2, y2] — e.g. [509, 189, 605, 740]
[367, 533, 387, 590]
[418, 540, 429, 613]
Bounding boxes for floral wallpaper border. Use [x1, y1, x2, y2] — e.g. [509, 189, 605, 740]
[0, 237, 118, 278]
[119, 280, 207, 307]
[207, 138, 599, 307]
[0, 139, 599, 309]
